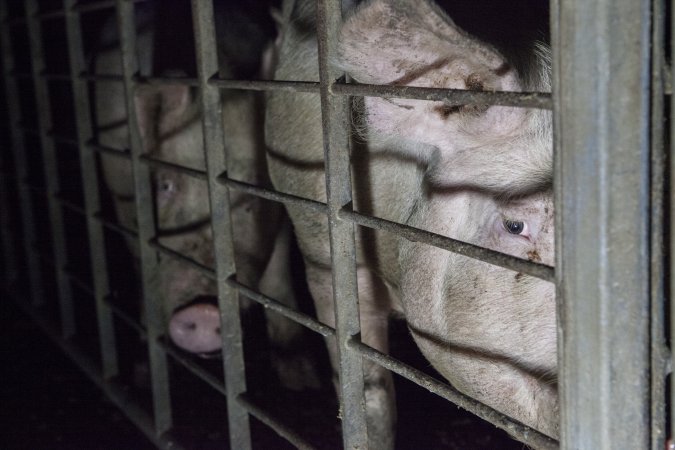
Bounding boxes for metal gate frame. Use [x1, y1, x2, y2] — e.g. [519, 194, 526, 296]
[0, 0, 665, 449]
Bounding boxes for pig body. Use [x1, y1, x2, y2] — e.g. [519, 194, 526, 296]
[266, 0, 556, 445]
[94, 3, 318, 390]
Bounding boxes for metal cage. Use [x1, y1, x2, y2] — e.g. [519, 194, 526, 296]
[0, 0, 666, 449]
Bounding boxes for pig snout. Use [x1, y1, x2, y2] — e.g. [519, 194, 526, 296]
[168, 302, 221, 354]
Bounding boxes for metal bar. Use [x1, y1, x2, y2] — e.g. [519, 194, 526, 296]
[649, 1, 668, 449]
[209, 77, 321, 93]
[25, 0, 76, 337]
[87, 141, 131, 159]
[191, 2, 251, 448]
[236, 393, 316, 450]
[347, 338, 558, 450]
[79, 72, 125, 82]
[0, 1, 45, 307]
[219, 175, 328, 214]
[64, 0, 119, 378]
[670, 0, 675, 442]
[332, 82, 553, 110]
[7, 295, 183, 450]
[554, 0, 652, 448]
[135, 75, 199, 87]
[116, 0, 173, 434]
[104, 295, 147, 337]
[206, 77, 552, 111]
[340, 207, 555, 282]
[93, 212, 138, 239]
[316, 0, 368, 448]
[0, 114, 18, 288]
[148, 237, 215, 279]
[24, 0, 76, 339]
[139, 154, 207, 180]
[227, 277, 336, 338]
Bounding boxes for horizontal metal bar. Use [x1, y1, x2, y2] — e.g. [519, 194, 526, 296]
[92, 212, 138, 239]
[340, 207, 555, 282]
[347, 338, 558, 450]
[139, 154, 207, 180]
[236, 393, 316, 450]
[71, 0, 114, 14]
[49, 132, 78, 146]
[34, 8, 66, 21]
[226, 277, 336, 338]
[87, 141, 131, 159]
[104, 295, 147, 337]
[207, 77, 552, 111]
[41, 72, 72, 82]
[135, 75, 199, 87]
[209, 77, 321, 94]
[147, 237, 216, 279]
[219, 174, 328, 214]
[79, 72, 125, 83]
[332, 82, 553, 109]
[4, 16, 26, 26]
[64, 268, 96, 297]
[157, 338, 227, 397]
[7, 296, 183, 450]
[56, 194, 86, 216]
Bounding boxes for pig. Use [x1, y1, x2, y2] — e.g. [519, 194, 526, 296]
[93, 3, 318, 391]
[265, 0, 556, 446]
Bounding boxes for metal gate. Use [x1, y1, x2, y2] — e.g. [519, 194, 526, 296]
[0, 0, 666, 449]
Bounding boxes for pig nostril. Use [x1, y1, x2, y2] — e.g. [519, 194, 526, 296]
[186, 322, 197, 331]
[215, 327, 221, 335]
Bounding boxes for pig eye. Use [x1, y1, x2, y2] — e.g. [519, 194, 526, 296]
[503, 219, 527, 236]
[158, 178, 175, 194]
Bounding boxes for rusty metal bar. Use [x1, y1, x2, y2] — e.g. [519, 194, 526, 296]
[7, 293, 182, 450]
[347, 338, 558, 450]
[138, 154, 207, 180]
[236, 393, 316, 450]
[332, 81, 553, 109]
[116, 0, 173, 434]
[1, 0, 45, 307]
[79, 72, 125, 82]
[227, 278, 336, 338]
[25, 0, 77, 336]
[553, 0, 652, 448]
[191, 2, 251, 448]
[64, 0, 119, 378]
[206, 76, 552, 110]
[340, 207, 555, 282]
[316, 0, 368, 448]
[649, 1, 668, 449]
[218, 175, 328, 214]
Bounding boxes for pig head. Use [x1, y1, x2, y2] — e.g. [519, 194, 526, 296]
[94, 11, 320, 390]
[266, 0, 556, 445]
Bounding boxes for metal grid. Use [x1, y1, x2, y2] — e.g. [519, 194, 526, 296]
[0, 0, 665, 449]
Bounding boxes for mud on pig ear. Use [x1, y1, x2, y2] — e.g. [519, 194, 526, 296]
[133, 82, 192, 148]
[337, 0, 527, 144]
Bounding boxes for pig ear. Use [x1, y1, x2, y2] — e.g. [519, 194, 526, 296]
[338, 0, 524, 145]
[134, 83, 192, 148]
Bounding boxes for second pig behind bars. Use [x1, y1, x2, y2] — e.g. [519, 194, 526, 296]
[94, 1, 319, 391]
[265, 0, 556, 447]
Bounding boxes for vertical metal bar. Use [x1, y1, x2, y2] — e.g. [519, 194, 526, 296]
[24, 0, 75, 338]
[316, 0, 368, 448]
[650, 0, 668, 447]
[0, 0, 44, 307]
[63, 0, 118, 378]
[670, 0, 675, 441]
[190, 2, 251, 448]
[554, 0, 652, 448]
[115, 0, 172, 435]
[0, 145, 17, 287]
